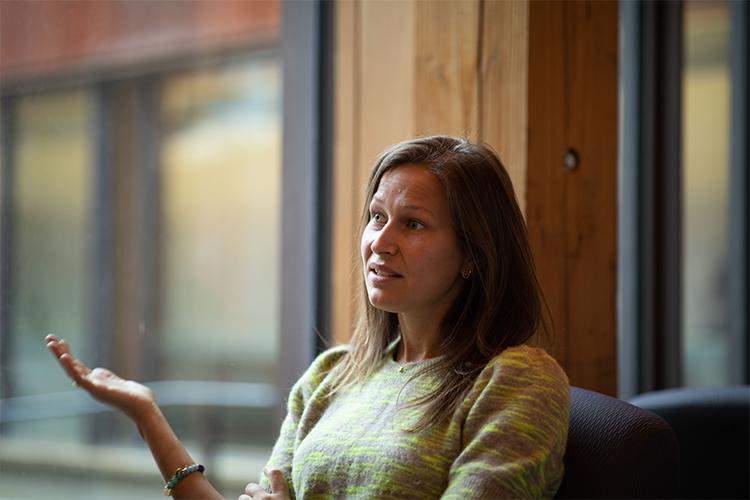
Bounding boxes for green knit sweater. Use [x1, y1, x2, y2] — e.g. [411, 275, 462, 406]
[260, 342, 569, 499]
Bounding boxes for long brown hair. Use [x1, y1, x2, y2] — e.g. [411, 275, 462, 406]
[329, 135, 550, 430]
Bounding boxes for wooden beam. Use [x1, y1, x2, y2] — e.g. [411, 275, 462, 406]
[480, 0, 529, 214]
[527, 0, 618, 395]
[331, 0, 358, 345]
[414, 0, 481, 139]
[331, 0, 416, 344]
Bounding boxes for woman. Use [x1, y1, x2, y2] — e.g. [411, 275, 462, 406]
[47, 136, 569, 499]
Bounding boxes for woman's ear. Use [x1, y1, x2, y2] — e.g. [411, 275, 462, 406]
[461, 258, 474, 279]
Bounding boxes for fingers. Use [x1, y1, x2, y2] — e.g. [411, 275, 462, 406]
[45, 336, 92, 385]
[45, 335, 68, 359]
[45, 336, 74, 362]
[60, 353, 93, 384]
[242, 483, 267, 499]
[265, 468, 289, 496]
[241, 470, 289, 500]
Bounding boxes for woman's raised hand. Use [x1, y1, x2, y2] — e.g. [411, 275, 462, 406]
[45, 334, 156, 422]
[46, 334, 225, 499]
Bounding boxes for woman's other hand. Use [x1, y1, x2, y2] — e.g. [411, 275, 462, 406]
[45, 334, 156, 422]
[239, 468, 291, 500]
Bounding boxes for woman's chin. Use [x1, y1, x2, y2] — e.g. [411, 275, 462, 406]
[367, 294, 401, 313]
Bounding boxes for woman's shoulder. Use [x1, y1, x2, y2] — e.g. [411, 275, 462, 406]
[488, 344, 567, 378]
[293, 344, 351, 394]
[308, 343, 351, 376]
[458, 344, 570, 434]
[473, 344, 570, 400]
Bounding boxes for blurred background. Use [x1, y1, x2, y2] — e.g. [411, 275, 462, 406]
[0, 0, 747, 498]
[682, 0, 733, 386]
[1, 1, 281, 497]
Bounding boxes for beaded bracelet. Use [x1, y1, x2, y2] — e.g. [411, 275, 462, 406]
[163, 463, 205, 496]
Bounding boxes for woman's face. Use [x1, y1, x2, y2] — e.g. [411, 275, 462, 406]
[361, 164, 467, 319]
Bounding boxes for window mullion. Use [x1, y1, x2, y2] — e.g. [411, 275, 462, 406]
[0, 97, 18, 415]
[729, 0, 749, 384]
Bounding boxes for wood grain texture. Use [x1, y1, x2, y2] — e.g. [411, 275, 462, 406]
[331, 0, 358, 345]
[331, 0, 618, 394]
[527, 0, 618, 395]
[480, 0, 529, 214]
[330, 0, 417, 343]
[414, 0, 481, 139]
[358, 0, 416, 173]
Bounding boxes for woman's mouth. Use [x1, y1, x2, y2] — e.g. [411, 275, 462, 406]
[369, 264, 403, 282]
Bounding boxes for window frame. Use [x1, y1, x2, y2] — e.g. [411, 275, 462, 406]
[728, 0, 749, 385]
[619, 0, 750, 398]
[0, 46, 308, 432]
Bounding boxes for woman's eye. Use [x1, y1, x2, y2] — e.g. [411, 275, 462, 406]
[371, 212, 385, 223]
[407, 220, 425, 230]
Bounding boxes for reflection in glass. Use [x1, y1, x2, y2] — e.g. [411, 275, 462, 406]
[160, 57, 281, 384]
[5, 89, 93, 440]
[158, 57, 282, 464]
[1, 57, 282, 498]
[682, 0, 731, 386]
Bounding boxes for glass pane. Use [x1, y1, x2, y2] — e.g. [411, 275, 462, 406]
[682, 0, 731, 386]
[1, 2, 282, 498]
[159, 55, 281, 475]
[6, 89, 93, 434]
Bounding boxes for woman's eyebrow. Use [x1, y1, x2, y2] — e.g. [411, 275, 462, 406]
[370, 195, 434, 216]
[400, 204, 434, 216]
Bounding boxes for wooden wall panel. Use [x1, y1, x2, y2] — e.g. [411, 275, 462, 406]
[358, 0, 416, 175]
[526, 1, 569, 366]
[414, 0, 481, 138]
[331, 0, 358, 345]
[331, 0, 416, 343]
[480, 0, 529, 214]
[331, 0, 618, 395]
[527, 0, 618, 395]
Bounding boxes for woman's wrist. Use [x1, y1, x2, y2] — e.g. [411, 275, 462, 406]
[131, 402, 199, 484]
[133, 401, 166, 440]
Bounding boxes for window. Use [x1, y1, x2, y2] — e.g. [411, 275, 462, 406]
[5, 88, 95, 444]
[0, 1, 311, 496]
[618, 0, 748, 396]
[682, 0, 732, 386]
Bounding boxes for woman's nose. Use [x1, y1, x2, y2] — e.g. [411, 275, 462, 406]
[370, 223, 398, 255]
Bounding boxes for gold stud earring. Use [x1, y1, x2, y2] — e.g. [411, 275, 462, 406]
[461, 268, 472, 279]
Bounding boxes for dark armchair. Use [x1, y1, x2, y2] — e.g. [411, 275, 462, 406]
[630, 385, 750, 499]
[556, 386, 680, 499]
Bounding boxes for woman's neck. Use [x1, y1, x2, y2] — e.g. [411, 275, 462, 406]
[395, 312, 443, 363]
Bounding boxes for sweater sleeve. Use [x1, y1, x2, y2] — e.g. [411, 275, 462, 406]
[259, 344, 350, 498]
[441, 346, 570, 500]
